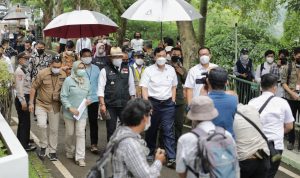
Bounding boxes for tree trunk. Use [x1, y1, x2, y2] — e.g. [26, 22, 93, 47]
[43, 0, 54, 49]
[53, 0, 63, 18]
[199, 0, 208, 47]
[111, 0, 127, 46]
[177, 21, 199, 69]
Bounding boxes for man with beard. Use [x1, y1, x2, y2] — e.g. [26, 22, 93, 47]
[281, 47, 300, 151]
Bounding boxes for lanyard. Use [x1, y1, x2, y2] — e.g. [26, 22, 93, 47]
[86, 66, 93, 83]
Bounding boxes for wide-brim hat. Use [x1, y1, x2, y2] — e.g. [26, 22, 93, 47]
[187, 96, 218, 121]
[108, 47, 123, 57]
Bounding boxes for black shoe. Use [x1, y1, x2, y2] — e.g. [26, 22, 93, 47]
[38, 147, 46, 159]
[167, 159, 176, 169]
[287, 143, 294, 150]
[25, 144, 36, 152]
[48, 153, 58, 161]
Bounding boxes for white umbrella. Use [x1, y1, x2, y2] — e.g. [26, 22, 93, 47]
[121, 0, 202, 40]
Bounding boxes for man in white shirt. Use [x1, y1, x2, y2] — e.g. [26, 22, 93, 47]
[76, 37, 92, 53]
[130, 32, 143, 52]
[185, 47, 218, 105]
[248, 73, 294, 178]
[255, 50, 277, 83]
[140, 47, 178, 169]
[97, 47, 136, 141]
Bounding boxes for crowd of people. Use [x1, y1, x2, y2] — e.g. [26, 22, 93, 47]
[0, 28, 298, 178]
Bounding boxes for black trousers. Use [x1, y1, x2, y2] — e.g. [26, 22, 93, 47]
[174, 104, 185, 142]
[267, 150, 283, 178]
[286, 99, 300, 147]
[106, 107, 123, 142]
[240, 158, 270, 178]
[88, 102, 99, 145]
[15, 94, 31, 149]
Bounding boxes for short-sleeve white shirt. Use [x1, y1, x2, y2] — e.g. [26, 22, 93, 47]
[130, 39, 144, 52]
[184, 63, 218, 98]
[139, 64, 178, 100]
[248, 91, 294, 150]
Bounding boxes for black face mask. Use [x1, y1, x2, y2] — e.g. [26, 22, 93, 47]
[37, 49, 44, 55]
[281, 58, 287, 65]
[171, 56, 181, 63]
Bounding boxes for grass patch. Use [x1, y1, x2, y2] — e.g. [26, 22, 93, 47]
[0, 138, 8, 158]
[28, 152, 53, 178]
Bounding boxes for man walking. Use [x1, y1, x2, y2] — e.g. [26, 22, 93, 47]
[80, 48, 100, 154]
[98, 47, 136, 141]
[29, 56, 66, 161]
[140, 47, 177, 168]
[249, 73, 294, 177]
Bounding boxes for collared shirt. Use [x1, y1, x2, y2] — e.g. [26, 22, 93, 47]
[15, 65, 31, 102]
[176, 121, 233, 178]
[76, 38, 92, 53]
[248, 91, 294, 150]
[255, 62, 277, 83]
[208, 91, 238, 137]
[112, 126, 162, 178]
[184, 63, 218, 98]
[281, 61, 299, 100]
[27, 52, 52, 81]
[85, 64, 100, 103]
[31, 68, 66, 113]
[130, 38, 144, 52]
[0, 55, 13, 73]
[97, 65, 136, 97]
[139, 64, 178, 100]
[233, 104, 270, 161]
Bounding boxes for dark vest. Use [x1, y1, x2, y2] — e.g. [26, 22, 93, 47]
[236, 59, 254, 81]
[92, 56, 109, 71]
[104, 64, 130, 107]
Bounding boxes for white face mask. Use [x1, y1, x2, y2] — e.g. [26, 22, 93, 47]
[102, 39, 107, 45]
[200, 55, 210, 64]
[113, 58, 122, 67]
[66, 50, 74, 56]
[135, 58, 144, 66]
[166, 54, 171, 61]
[51, 67, 60, 74]
[266, 57, 274, 64]
[241, 54, 249, 60]
[98, 48, 105, 54]
[156, 57, 167, 66]
[82, 57, 92, 64]
[144, 116, 151, 131]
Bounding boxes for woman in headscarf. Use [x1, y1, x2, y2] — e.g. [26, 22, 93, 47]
[92, 42, 109, 70]
[60, 61, 91, 167]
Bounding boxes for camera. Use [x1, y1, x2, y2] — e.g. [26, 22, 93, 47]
[196, 72, 208, 85]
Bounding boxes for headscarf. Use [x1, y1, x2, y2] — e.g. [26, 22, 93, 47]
[94, 42, 106, 58]
[71, 61, 88, 89]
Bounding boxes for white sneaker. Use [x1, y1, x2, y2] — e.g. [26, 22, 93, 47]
[76, 159, 86, 167]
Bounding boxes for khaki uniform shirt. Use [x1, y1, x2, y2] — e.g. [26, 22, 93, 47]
[281, 61, 299, 100]
[31, 67, 66, 113]
[14, 65, 31, 102]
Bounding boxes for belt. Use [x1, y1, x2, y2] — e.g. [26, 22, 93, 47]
[148, 97, 172, 104]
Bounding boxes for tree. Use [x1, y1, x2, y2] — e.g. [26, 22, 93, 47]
[111, 0, 127, 46]
[198, 0, 208, 47]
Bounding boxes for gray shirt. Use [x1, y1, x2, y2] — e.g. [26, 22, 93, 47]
[233, 104, 270, 161]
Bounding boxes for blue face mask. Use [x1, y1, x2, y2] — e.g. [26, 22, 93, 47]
[77, 69, 86, 77]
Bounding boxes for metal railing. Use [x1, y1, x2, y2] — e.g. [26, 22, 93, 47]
[227, 75, 260, 104]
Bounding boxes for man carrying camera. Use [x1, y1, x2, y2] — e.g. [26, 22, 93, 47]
[170, 47, 187, 142]
[185, 47, 218, 105]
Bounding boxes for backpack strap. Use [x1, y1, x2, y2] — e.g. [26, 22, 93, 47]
[258, 96, 274, 114]
[260, 63, 264, 76]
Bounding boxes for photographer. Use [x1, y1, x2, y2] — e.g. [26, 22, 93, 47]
[170, 47, 187, 141]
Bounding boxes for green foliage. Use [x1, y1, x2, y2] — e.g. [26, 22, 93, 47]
[0, 138, 8, 158]
[281, 11, 300, 47]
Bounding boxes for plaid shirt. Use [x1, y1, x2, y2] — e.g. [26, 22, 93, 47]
[269, 65, 280, 80]
[111, 126, 162, 178]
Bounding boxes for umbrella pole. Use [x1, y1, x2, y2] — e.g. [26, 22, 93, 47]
[80, 25, 82, 51]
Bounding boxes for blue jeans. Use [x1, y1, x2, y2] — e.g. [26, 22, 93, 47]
[145, 98, 176, 159]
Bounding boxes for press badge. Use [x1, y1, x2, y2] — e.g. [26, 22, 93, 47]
[121, 68, 129, 74]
